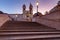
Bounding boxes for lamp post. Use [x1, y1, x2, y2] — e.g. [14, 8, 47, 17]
[36, 1, 39, 13]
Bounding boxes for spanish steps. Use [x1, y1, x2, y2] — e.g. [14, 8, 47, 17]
[0, 21, 60, 40]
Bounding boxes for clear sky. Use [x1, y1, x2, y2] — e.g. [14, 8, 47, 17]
[0, 0, 59, 15]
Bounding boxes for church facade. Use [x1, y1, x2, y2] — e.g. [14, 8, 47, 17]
[8, 3, 33, 22]
[22, 3, 33, 21]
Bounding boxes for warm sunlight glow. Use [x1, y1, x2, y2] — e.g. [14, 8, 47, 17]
[16, 14, 18, 17]
[33, 9, 46, 15]
[36, 2, 39, 6]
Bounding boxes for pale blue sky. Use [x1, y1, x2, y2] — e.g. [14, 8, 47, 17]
[0, 0, 59, 14]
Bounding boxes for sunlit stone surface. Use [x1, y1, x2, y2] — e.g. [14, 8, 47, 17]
[34, 1, 60, 30]
[0, 14, 10, 27]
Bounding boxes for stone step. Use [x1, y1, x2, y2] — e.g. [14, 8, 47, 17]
[0, 33, 60, 40]
[0, 29, 57, 32]
[0, 21, 56, 32]
[0, 21, 59, 40]
[0, 32, 60, 36]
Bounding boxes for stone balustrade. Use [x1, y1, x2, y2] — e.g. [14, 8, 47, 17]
[0, 14, 10, 27]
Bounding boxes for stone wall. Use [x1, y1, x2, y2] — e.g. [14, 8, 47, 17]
[35, 17, 60, 30]
[8, 14, 32, 21]
[0, 14, 10, 27]
[8, 14, 24, 21]
[41, 11, 60, 20]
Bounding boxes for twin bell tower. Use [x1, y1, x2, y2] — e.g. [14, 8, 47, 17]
[22, 3, 33, 21]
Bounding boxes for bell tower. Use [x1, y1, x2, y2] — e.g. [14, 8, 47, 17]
[22, 4, 26, 19]
[23, 4, 26, 14]
[29, 3, 33, 21]
[29, 3, 33, 14]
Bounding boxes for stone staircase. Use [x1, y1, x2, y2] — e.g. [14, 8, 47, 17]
[0, 31, 60, 40]
[0, 21, 56, 32]
[0, 21, 60, 40]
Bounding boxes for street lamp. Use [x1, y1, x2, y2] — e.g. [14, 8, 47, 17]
[36, 1, 39, 13]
